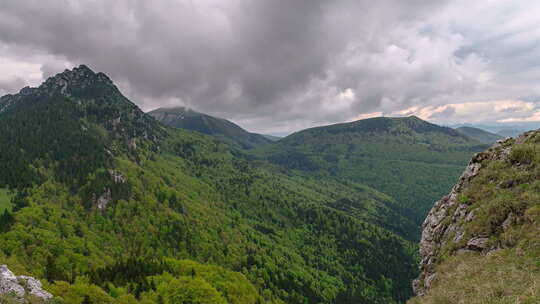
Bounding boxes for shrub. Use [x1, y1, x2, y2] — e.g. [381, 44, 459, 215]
[510, 144, 537, 165]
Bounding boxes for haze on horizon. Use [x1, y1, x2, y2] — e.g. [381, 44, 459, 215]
[0, 0, 539, 134]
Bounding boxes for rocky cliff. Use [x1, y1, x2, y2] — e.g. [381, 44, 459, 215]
[411, 130, 540, 302]
[0, 265, 53, 303]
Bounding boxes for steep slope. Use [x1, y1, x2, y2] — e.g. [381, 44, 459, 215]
[0, 66, 418, 304]
[455, 126, 503, 143]
[258, 116, 488, 224]
[410, 132, 540, 303]
[148, 106, 272, 149]
[0, 65, 163, 188]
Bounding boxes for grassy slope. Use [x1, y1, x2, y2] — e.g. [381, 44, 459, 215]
[409, 133, 540, 304]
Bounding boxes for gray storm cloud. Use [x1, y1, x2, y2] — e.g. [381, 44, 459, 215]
[0, 0, 539, 133]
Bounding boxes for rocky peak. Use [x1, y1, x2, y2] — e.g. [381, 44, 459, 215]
[38, 64, 114, 97]
[1, 64, 164, 144]
[0, 264, 53, 303]
[0, 65, 118, 115]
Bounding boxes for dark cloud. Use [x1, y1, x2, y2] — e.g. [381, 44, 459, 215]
[0, 0, 539, 133]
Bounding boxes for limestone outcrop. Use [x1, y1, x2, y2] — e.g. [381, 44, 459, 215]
[413, 132, 534, 296]
[0, 265, 53, 303]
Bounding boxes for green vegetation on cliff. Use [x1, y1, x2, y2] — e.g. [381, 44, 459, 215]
[409, 132, 540, 304]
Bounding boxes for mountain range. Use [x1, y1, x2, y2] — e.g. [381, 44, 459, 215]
[454, 126, 503, 144]
[0, 65, 419, 304]
[148, 107, 488, 226]
[255, 116, 488, 224]
[1, 65, 534, 304]
[450, 123, 536, 138]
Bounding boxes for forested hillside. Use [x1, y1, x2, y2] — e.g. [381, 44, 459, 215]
[257, 117, 487, 224]
[0, 66, 419, 304]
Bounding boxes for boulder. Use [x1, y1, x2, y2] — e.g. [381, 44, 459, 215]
[0, 265, 53, 303]
[0, 265, 25, 298]
[17, 276, 53, 301]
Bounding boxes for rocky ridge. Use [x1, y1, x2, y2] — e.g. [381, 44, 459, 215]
[0, 265, 53, 303]
[413, 131, 535, 296]
[0, 65, 110, 113]
[1, 65, 165, 156]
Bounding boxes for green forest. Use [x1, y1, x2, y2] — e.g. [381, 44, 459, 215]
[255, 116, 487, 223]
[0, 66, 427, 304]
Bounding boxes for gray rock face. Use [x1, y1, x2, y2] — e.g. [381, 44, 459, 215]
[17, 276, 53, 301]
[466, 237, 490, 250]
[109, 169, 127, 184]
[0, 265, 25, 298]
[97, 188, 112, 210]
[0, 265, 53, 302]
[0, 65, 114, 115]
[413, 136, 526, 296]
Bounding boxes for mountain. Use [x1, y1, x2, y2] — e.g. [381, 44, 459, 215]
[262, 134, 282, 141]
[257, 116, 488, 225]
[0, 66, 419, 303]
[496, 128, 527, 138]
[410, 130, 540, 303]
[455, 126, 503, 143]
[148, 106, 272, 149]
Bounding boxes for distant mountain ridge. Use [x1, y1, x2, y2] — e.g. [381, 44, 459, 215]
[148, 106, 272, 149]
[449, 123, 536, 138]
[496, 128, 526, 138]
[455, 126, 503, 143]
[258, 116, 488, 223]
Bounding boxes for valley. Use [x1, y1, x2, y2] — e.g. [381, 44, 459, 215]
[0, 65, 535, 304]
[1, 66, 423, 304]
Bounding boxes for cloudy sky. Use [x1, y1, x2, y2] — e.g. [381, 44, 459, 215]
[1, 0, 540, 134]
